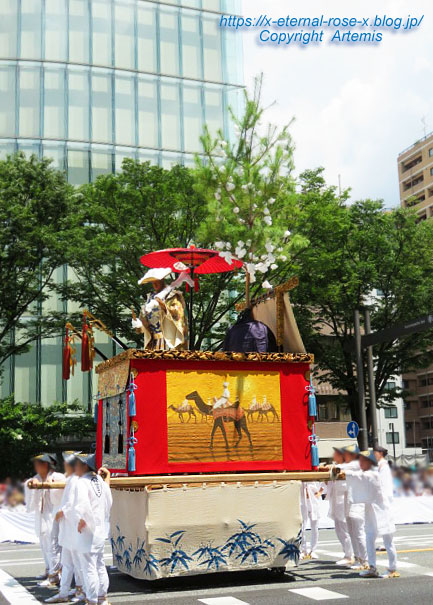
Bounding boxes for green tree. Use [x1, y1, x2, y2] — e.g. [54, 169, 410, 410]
[191, 76, 308, 346]
[62, 160, 208, 347]
[0, 153, 74, 369]
[291, 168, 433, 424]
[195, 75, 307, 293]
[0, 397, 94, 480]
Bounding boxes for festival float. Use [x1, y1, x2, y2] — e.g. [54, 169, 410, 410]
[59, 246, 328, 580]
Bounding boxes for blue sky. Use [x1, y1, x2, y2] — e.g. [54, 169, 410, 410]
[240, 0, 433, 206]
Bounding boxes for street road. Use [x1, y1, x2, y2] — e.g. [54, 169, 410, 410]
[1, 525, 432, 604]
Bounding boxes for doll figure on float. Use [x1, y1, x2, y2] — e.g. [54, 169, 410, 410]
[131, 268, 192, 350]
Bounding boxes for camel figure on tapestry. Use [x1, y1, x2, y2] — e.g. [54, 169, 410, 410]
[185, 390, 253, 450]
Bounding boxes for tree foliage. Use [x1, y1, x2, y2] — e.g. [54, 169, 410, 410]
[62, 160, 208, 347]
[0, 397, 94, 479]
[291, 168, 433, 423]
[195, 75, 307, 289]
[0, 153, 73, 367]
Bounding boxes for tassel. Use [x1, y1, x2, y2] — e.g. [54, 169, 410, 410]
[63, 328, 71, 381]
[128, 435, 138, 472]
[309, 427, 320, 469]
[93, 401, 98, 424]
[81, 313, 90, 372]
[129, 391, 136, 417]
[128, 373, 137, 417]
[311, 442, 320, 468]
[307, 377, 317, 418]
[194, 276, 199, 292]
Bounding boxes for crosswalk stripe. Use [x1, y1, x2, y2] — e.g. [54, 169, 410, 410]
[0, 568, 40, 603]
[289, 587, 348, 600]
[374, 560, 417, 568]
[0, 555, 112, 566]
[198, 598, 250, 605]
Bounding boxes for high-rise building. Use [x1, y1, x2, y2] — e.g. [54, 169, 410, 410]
[0, 0, 243, 407]
[398, 131, 433, 220]
[398, 132, 433, 458]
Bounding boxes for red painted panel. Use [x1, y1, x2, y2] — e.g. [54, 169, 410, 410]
[97, 359, 312, 475]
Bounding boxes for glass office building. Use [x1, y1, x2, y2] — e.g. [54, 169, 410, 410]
[0, 0, 243, 406]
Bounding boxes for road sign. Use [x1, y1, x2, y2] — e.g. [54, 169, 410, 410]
[347, 421, 359, 439]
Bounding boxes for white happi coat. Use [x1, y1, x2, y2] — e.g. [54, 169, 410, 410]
[58, 474, 80, 550]
[25, 471, 65, 537]
[345, 468, 395, 536]
[74, 473, 113, 554]
[339, 460, 364, 520]
[378, 458, 394, 505]
[326, 469, 348, 523]
[300, 481, 324, 522]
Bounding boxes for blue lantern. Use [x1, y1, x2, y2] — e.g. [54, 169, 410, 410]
[93, 401, 99, 424]
[306, 376, 317, 418]
[128, 373, 137, 417]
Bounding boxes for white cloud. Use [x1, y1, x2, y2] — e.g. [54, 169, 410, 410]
[240, 0, 433, 206]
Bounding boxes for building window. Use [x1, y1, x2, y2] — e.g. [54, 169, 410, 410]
[430, 167, 433, 177]
[384, 406, 398, 418]
[404, 401, 410, 410]
[386, 431, 400, 444]
[429, 148, 433, 157]
[384, 381, 396, 391]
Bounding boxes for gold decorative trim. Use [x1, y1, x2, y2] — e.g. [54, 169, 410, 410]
[95, 350, 134, 374]
[96, 348, 313, 373]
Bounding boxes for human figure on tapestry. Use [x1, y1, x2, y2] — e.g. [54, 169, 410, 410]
[212, 381, 230, 409]
[132, 268, 192, 350]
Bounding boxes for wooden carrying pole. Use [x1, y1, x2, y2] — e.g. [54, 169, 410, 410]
[28, 469, 342, 490]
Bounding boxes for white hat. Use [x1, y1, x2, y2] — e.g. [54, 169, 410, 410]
[138, 267, 172, 285]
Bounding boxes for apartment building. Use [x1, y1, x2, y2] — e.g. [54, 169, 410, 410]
[398, 131, 433, 220]
[398, 132, 433, 457]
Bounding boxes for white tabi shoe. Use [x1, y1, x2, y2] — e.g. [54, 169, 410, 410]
[309, 551, 319, 560]
[38, 579, 58, 588]
[359, 567, 379, 578]
[351, 558, 369, 571]
[44, 595, 69, 603]
[336, 557, 354, 566]
[380, 570, 401, 579]
[71, 587, 85, 603]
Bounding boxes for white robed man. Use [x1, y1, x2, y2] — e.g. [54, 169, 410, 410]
[45, 452, 84, 604]
[374, 445, 394, 503]
[132, 268, 193, 350]
[345, 449, 399, 579]
[326, 447, 354, 566]
[300, 481, 326, 559]
[74, 453, 112, 605]
[373, 444, 394, 553]
[25, 453, 64, 586]
[337, 444, 368, 570]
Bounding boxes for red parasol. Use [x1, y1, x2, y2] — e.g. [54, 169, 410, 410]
[140, 247, 243, 274]
[140, 246, 244, 349]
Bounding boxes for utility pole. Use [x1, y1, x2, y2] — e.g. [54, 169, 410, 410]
[364, 309, 379, 447]
[354, 310, 369, 450]
[389, 421, 396, 460]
